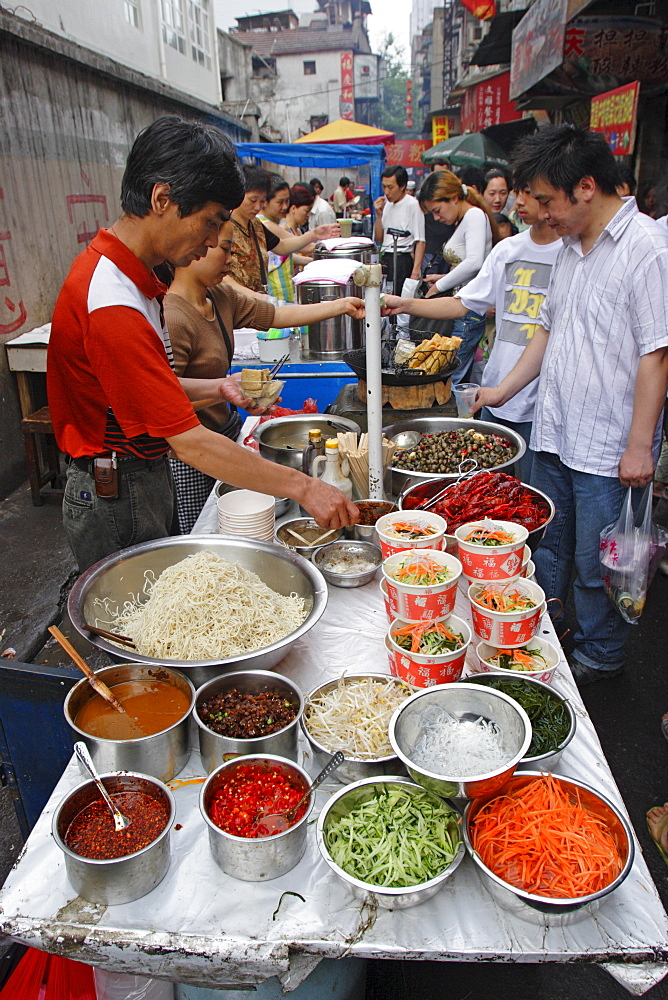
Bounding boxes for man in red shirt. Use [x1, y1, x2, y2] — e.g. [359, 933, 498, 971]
[49, 116, 358, 571]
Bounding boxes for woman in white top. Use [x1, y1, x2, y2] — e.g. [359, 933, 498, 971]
[419, 170, 499, 384]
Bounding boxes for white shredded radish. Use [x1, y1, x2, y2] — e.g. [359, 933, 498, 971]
[409, 706, 510, 777]
[304, 677, 412, 759]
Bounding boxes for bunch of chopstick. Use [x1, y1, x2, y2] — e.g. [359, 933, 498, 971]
[337, 432, 397, 498]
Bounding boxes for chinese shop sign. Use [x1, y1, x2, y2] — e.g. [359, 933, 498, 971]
[461, 71, 517, 133]
[510, 0, 567, 99]
[340, 52, 354, 120]
[590, 81, 639, 155]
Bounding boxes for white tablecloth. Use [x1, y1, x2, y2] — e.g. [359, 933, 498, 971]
[1, 497, 667, 994]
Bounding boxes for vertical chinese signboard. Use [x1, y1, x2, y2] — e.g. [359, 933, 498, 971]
[432, 116, 449, 145]
[590, 81, 639, 155]
[510, 0, 567, 100]
[340, 52, 354, 120]
[460, 71, 517, 133]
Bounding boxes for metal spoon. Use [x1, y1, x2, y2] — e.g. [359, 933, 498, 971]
[74, 742, 131, 832]
[251, 751, 345, 835]
[391, 430, 421, 450]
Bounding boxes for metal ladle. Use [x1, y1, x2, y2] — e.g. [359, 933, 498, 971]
[251, 751, 345, 835]
[74, 742, 131, 831]
[391, 430, 421, 450]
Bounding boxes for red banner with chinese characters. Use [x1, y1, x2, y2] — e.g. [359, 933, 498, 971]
[460, 71, 517, 133]
[590, 81, 639, 155]
[340, 52, 354, 120]
[385, 140, 432, 167]
[460, 0, 496, 19]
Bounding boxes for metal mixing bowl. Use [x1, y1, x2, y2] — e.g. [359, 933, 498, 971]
[388, 682, 532, 800]
[312, 540, 382, 588]
[194, 669, 304, 773]
[463, 771, 635, 914]
[253, 414, 361, 469]
[52, 772, 174, 905]
[346, 499, 397, 543]
[383, 417, 526, 497]
[64, 663, 194, 782]
[301, 673, 411, 782]
[316, 776, 465, 908]
[398, 476, 555, 553]
[276, 518, 342, 558]
[68, 535, 328, 688]
[466, 673, 576, 770]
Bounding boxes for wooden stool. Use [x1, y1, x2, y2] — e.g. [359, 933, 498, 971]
[21, 406, 65, 506]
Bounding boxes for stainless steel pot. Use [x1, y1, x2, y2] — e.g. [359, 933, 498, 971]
[194, 670, 304, 773]
[200, 755, 312, 881]
[253, 414, 360, 470]
[64, 663, 194, 783]
[298, 279, 365, 359]
[52, 772, 174, 904]
[312, 239, 374, 265]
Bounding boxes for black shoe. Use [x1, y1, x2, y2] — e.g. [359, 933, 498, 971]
[568, 658, 622, 687]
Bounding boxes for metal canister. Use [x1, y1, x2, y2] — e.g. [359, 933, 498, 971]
[298, 278, 365, 359]
[312, 239, 374, 265]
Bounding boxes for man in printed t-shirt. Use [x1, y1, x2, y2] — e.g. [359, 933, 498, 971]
[381, 175, 561, 483]
[48, 116, 358, 573]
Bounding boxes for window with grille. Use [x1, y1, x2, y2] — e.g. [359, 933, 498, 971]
[304, 60, 316, 75]
[188, 0, 211, 69]
[124, 0, 140, 27]
[162, 0, 186, 54]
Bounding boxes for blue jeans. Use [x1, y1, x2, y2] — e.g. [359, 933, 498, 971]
[449, 309, 487, 385]
[480, 407, 535, 484]
[530, 451, 641, 673]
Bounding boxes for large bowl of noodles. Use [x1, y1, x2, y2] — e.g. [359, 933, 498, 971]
[68, 535, 328, 686]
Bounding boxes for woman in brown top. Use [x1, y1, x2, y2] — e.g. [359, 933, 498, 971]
[165, 219, 365, 531]
[224, 165, 339, 298]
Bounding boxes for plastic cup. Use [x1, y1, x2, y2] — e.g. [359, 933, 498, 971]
[339, 218, 354, 237]
[452, 382, 481, 419]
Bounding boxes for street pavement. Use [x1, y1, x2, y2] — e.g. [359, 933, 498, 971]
[1, 480, 667, 998]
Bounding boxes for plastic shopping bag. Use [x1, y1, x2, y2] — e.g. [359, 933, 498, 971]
[600, 484, 668, 623]
[395, 277, 420, 335]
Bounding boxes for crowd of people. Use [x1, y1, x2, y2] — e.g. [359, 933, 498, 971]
[46, 115, 668, 699]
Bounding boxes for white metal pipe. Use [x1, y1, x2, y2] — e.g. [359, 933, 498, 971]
[354, 264, 384, 500]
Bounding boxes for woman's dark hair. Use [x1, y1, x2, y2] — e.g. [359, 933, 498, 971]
[268, 172, 289, 199]
[121, 116, 244, 218]
[153, 261, 175, 286]
[455, 166, 485, 192]
[309, 177, 323, 191]
[511, 125, 619, 199]
[289, 183, 316, 209]
[483, 168, 510, 192]
[382, 164, 408, 188]
[616, 165, 637, 196]
[493, 212, 518, 236]
[418, 169, 501, 244]
[242, 164, 272, 196]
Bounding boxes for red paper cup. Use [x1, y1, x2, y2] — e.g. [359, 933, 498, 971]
[385, 614, 471, 687]
[375, 511, 447, 560]
[381, 549, 462, 623]
[455, 520, 529, 582]
[379, 578, 395, 621]
[468, 579, 546, 648]
[473, 637, 561, 685]
[462, 544, 531, 586]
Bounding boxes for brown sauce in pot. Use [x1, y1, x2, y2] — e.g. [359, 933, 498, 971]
[74, 680, 191, 740]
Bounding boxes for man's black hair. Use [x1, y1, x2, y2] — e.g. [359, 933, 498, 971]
[121, 115, 244, 218]
[382, 164, 408, 188]
[242, 164, 271, 196]
[456, 166, 485, 192]
[616, 164, 637, 196]
[511, 125, 619, 200]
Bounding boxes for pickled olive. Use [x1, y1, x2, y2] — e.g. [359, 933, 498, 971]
[393, 429, 517, 475]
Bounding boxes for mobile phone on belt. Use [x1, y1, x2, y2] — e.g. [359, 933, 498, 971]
[93, 454, 118, 499]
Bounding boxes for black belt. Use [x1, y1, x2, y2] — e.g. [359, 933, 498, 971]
[68, 454, 166, 476]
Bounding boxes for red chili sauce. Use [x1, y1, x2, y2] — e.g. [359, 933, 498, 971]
[64, 791, 170, 859]
[355, 501, 395, 526]
[208, 762, 307, 838]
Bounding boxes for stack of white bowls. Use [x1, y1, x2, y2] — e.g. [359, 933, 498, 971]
[216, 490, 276, 541]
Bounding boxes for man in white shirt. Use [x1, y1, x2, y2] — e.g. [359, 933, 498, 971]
[474, 125, 668, 686]
[373, 165, 425, 295]
[332, 177, 351, 218]
[382, 181, 561, 483]
[308, 177, 336, 229]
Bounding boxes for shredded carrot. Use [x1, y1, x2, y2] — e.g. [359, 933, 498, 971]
[474, 584, 536, 613]
[392, 620, 460, 653]
[470, 774, 624, 898]
[387, 522, 437, 538]
[464, 527, 516, 546]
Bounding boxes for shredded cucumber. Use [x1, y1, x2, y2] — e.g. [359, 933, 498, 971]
[325, 786, 460, 887]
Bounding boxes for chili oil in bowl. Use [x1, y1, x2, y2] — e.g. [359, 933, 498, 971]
[52, 771, 174, 904]
[194, 670, 304, 773]
[200, 754, 312, 880]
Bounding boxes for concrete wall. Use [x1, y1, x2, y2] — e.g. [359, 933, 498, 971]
[0, 12, 248, 499]
[250, 49, 345, 140]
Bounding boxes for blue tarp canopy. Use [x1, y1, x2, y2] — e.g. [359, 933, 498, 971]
[234, 142, 386, 200]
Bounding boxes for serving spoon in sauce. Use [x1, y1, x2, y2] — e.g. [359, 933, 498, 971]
[74, 742, 131, 831]
[48, 625, 126, 714]
[251, 751, 345, 835]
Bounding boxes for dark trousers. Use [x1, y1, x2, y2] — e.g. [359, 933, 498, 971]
[382, 251, 414, 296]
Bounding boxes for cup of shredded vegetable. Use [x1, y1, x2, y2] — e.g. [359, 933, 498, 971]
[381, 549, 462, 623]
[388, 682, 532, 800]
[375, 511, 447, 560]
[316, 776, 465, 909]
[301, 673, 413, 783]
[379, 578, 394, 621]
[463, 771, 634, 914]
[386, 614, 471, 687]
[455, 519, 528, 582]
[474, 636, 561, 685]
[468, 579, 546, 648]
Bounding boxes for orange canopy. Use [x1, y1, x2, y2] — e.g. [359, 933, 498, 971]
[295, 118, 395, 146]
